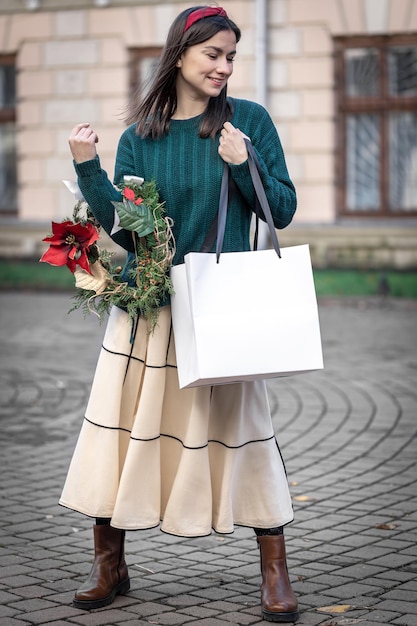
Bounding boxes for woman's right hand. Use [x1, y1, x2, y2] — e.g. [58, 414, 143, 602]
[68, 123, 99, 163]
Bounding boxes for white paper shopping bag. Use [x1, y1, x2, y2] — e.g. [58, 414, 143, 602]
[170, 244, 323, 389]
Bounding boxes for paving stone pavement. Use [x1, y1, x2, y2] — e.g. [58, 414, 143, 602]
[1, 291, 417, 626]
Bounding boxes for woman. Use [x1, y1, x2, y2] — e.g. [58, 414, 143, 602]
[61, 5, 298, 623]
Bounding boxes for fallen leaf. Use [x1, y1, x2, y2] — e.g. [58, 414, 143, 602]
[317, 604, 352, 614]
[293, 495, 316, 502]
[375, 523, 398, 530]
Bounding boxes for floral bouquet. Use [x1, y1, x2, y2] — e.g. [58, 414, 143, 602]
[40, 176, 175, 331]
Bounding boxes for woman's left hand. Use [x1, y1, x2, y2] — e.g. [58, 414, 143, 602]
[218, 122, 249, 165]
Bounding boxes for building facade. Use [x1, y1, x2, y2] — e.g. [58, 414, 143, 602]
[1, 0, 416, 267]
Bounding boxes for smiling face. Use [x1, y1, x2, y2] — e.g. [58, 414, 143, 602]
[176, 29, 237, 108]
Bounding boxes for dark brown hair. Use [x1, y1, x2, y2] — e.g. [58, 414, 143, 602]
[125, 6, 241, 139]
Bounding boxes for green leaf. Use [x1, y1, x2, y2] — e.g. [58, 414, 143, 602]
[112, 200, 154, 237]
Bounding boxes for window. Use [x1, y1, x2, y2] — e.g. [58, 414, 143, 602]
[0, 55, 17, 214]
[128, 47, 161, 99]
[335, 36, 417, 216]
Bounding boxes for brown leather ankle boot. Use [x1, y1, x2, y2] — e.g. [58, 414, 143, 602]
[257, 534, 299, 623]
[73, 524, 130, 610]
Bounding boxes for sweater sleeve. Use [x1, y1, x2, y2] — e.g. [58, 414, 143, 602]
[228, 103, 296, 229]
[74, 127, 138, 253]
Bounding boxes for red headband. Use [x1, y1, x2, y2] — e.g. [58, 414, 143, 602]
[183, 7, 228, 33]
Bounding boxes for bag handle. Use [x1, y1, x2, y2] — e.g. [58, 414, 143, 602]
[199, 165, 228, 253]
[215, 139, 281, 262]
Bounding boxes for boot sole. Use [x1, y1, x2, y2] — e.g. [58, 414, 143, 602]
[262, 607, 299, 623]
[73, 577, 130, 610]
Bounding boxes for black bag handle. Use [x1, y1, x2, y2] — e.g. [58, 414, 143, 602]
[215, 139, 281, 262]
[200, 167, 241, 254]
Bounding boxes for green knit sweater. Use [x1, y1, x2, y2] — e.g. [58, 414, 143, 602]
[75, 98, 296, 299]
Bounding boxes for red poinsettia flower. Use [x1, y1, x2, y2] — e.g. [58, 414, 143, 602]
[123, 187, 143, 205]
[40, 220, 99, 274]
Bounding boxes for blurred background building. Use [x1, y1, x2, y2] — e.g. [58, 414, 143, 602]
[0, 0, 416, 268]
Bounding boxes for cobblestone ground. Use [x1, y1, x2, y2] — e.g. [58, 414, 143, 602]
[1, 292, 416, 626]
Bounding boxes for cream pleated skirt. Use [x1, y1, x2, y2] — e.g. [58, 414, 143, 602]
[60, 305, 294, 537]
